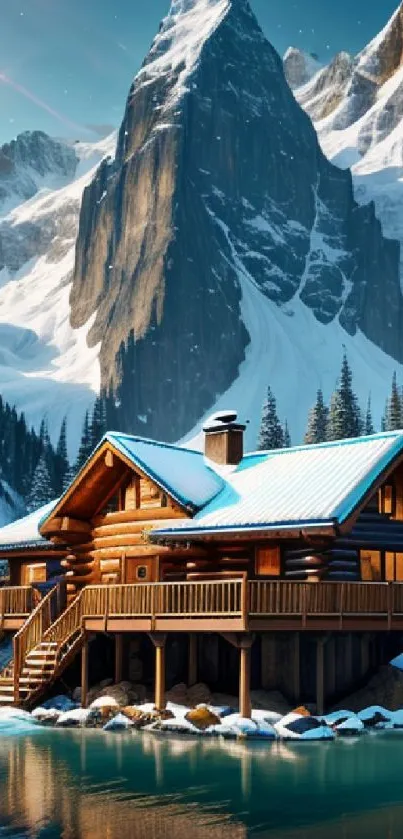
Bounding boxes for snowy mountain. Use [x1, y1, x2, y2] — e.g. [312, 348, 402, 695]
[283, 48, 322, 90]
[0, 131, 116, 456]
[2, 0, 403, 455]
[293, 3, 403, 277]
[68, 0, 403, 445]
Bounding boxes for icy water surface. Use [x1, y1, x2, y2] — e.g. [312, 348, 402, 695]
[1, 730, 403, 837]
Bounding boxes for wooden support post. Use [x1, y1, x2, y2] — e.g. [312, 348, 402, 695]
[149, 633, 167, 711]
[239, 645, 252, 719]
[115, 634, 123, 684]
[221, 632, 254, 719]
[188, 634, 197, 687]
[291, 633, 300, 704]
[316, 638, 325, 716]
[81, 635, 89, 709]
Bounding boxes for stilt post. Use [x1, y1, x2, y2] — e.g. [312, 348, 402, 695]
[81, 634, 89, 709]
[240, 644, 252, 719]
[149, 633, 167, 711]
[316, 637, 325, 715]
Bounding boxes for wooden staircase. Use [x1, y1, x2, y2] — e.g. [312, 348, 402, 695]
[0, 585, 85, 708]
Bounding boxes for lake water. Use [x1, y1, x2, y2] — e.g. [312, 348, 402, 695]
[1, 730, 403, 838]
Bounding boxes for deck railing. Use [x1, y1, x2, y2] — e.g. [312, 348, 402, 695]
[0, 587, 32, 619]
[248, 580, 400, 620]
[13, 585, 62, 703]
[82, 579, 244, 622]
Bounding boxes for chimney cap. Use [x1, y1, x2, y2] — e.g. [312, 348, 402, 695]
[203, 409, 246, 433]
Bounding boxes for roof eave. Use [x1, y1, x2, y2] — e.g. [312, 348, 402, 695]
[151, 520, 337, 543]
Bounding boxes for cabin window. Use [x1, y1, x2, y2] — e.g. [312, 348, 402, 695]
[136, 565, 148, 580]
[255, 546, 281, 577]
[360, 550, 382, 581]
[385, 552, 403, 582]
[22, 563, 46, 585]
[379, 484, 395, 516]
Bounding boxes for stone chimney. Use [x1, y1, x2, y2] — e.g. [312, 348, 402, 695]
[203, 411, 246, 466]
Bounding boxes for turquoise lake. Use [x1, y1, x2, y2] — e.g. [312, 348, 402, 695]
[1, 730, 403, 837]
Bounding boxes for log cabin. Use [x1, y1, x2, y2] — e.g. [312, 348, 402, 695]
[2, 412, 403, 714]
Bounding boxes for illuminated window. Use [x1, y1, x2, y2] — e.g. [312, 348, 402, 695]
[255, 546, 281, 577]
[379, 484, 395, 516]
[360, 550, 382, 581]
[385, 552, 403, 582]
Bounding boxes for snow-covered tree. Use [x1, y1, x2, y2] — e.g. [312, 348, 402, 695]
[54, 417, 69, 495]
[304, 389, 328, 444]
[283, 421, 291, 448]
[365, 397, 375, 436]
[27, 454, 54, 512]
[327, 353, 362, 441]
[384, 372, 402, 431]
[75, 411, 92, 471]
[258, 387, 285, 450]
[90, 396, 107, 449]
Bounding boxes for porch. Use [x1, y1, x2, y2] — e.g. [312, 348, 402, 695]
[80, 578, 403, 633]
[0, 587, 33, 630]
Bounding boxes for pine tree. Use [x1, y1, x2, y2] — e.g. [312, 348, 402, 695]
[62, 462, 76, 493]
[90, 396, 107, 449]
[385, 372, 402, 431]
[75, 411, 92, 471]
[304, 389, 329, 444]
[283, 421, 291, 448]
[327, 352, 362, 441]
[54, 417, 69, 495]
[258, 388, 284, 450]
[26, 454, 54, 512]
[365, 397, 375, 436]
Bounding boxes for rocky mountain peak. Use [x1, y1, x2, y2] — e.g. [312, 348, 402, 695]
[283, 47, 322, 90]
[70, 0, 403, 443]
[295, 51, 354, 122]
[356, 3, 403, 86]
[0, 130, 77, 211]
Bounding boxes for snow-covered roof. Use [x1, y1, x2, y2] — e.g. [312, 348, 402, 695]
[106, 432, 224, 510]
[152, 432, 403, 539]
[0, 500, 58, 553]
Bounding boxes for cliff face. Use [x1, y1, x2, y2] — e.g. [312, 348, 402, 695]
[71, 0, 403, 442]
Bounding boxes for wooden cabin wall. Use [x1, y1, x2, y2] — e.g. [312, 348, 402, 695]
[7, 555, 65, 587]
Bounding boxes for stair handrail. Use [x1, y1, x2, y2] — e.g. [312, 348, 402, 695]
[42, 589, 84, 652]
[13, 585, 59, 704]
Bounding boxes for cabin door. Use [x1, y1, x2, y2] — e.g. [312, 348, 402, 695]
[125, 557, 157, 584]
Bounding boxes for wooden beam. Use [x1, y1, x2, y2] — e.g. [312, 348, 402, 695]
[188, 634, 198, 687]
[115, 634, 123, 684]
[316, 638, 325, 716]
[239, 645, 252, 719]
[92, 508, 186, 527]
[81, 635, 89, 708]
[149, 633, 167, 710]
[105, 450, 114, 468]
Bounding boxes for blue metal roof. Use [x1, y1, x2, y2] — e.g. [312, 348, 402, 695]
[106, 432, 224, 510]
[153, 432, 403, 538]
[0, 500, 58, 553]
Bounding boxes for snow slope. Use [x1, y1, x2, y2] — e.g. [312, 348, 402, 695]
[0, 133, 116, 457]
[184, 236, 403, 450]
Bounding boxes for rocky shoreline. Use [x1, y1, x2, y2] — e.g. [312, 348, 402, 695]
[3, 667, 403, 742]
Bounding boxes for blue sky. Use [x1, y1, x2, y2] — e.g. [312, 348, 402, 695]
[0, 0, 398, 143]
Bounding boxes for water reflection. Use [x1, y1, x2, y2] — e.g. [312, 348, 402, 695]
[1, 731, 403, 838]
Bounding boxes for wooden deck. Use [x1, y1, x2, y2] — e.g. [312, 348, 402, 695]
[80, 579, 403, 633]
[0, 587, 32, 630]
